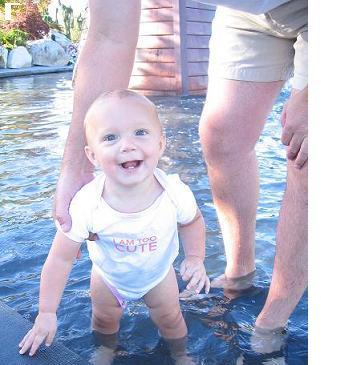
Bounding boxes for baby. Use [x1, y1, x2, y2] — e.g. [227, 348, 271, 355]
[19, 89, 209, 363]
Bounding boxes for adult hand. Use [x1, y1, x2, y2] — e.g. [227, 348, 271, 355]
[53, 169, 94, 232]
[179, 255, 210, 296]
[280, 87, 308, 169]
[19, 312, 57, 356]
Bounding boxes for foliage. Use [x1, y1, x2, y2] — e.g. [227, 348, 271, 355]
[37, 0, 62, 31]
[0, 28, 28, 49]
[4, 1, 50, 40]
[58, 0, 73, 39]
[70, 13, 86, 43]
[37, 0, 51, 14]
[55, 1, 87, 43]
[42, 13, 63, 31]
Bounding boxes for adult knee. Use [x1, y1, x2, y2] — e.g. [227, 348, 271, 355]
[199, 111, 256, 167]
[286, 162, 308, 205]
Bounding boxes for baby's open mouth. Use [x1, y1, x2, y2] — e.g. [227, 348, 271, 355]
[120, 160, 142, 169]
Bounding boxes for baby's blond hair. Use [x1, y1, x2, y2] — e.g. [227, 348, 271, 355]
[84, 89, 162, 140]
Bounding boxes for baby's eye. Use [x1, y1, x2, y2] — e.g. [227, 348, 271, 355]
[135, 129, 149, 136]
[103, 134, 118, 142]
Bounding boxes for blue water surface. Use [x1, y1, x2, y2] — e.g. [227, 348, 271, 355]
[0, 73, 307, 364]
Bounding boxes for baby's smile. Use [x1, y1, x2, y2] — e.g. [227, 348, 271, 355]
[120, 160, 142, 169]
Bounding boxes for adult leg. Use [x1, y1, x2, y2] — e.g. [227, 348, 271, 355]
[256, 149, 308, 329]
[199, 79, 283, 281]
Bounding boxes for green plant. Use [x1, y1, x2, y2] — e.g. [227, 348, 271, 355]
[58, 0, 73, 39]
[42, 13, 63, 31]
[5, 1, 49, 40]
[0, 28, 28, 50]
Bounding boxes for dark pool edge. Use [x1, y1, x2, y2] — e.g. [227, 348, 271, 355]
[0, 65, 73, 78]
[0, 301, 89, 364]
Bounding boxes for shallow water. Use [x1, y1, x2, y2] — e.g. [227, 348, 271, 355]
[0, 73, 307, 364]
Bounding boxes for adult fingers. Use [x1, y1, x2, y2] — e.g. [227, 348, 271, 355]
[287, 134, 304, 160]
[281, 126, 293, 146]
[294, 137, 308, 169]
[53, 191, 72, 232]
[280, 105, 287, 128]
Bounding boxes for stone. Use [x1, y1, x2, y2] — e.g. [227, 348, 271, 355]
[27, 39, 70, 67]
[49, 29, 72, 50]
[0, 46, 8, 68]
[7, 46, 32, 68]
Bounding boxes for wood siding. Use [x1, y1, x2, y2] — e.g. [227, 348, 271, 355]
[185, 0, 215, 94]
[129, 0, 216, 95]
[129, 1, 175, 94]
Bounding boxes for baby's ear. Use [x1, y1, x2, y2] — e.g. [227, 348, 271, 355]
[159, 134, 166, 156]
[84, 145, 98, 167]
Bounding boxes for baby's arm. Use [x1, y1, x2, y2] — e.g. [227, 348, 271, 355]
[19, 230, 82, 356]
[178, 209, 210, 295]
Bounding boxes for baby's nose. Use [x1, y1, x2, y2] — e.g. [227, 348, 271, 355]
[120, 137, 136, 152]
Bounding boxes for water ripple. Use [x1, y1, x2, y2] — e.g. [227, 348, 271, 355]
[0, 74, 307, 364]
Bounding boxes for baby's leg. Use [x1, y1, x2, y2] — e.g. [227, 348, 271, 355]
[144, 266, 195, 364]
[144, 265, 187, 339]
[90, 268, 124, 334]
[89, 269, 124, 364]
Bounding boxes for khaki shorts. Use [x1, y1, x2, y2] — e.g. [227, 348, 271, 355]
[208, 0, 308, 90]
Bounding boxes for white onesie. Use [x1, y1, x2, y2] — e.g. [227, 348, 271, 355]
[59, 168, 198, 301]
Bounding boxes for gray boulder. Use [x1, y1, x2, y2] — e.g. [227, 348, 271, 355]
[7, 46, 32, 68]
[27, 39, 69, 66]
[49, 29, 72, 50]
[0, 46, 8, 68]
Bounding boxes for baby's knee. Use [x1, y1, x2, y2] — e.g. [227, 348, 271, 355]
[92, 311, 120, 334]
[153, 308, 185, 332]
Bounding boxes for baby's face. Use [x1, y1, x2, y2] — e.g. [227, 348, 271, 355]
[85, 97, 165, 187]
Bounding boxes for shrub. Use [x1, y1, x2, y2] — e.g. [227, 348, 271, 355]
[5, 1, 49, 40]
[0, 28, 29, 50]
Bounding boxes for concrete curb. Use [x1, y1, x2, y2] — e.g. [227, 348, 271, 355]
[0, 65, 73, 78]
[0, 301, 89, 364]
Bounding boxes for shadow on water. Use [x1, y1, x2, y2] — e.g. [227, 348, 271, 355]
[0, 74, 307, 364]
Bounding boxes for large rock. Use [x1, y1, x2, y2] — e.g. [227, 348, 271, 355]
[49, 29, 72, 50]
[7, 46, 32, 68]
[27, 39, 70, 66]
[0, 46, 8, 68]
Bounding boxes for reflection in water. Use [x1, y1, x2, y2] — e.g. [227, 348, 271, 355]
[0, 74, 307, 364]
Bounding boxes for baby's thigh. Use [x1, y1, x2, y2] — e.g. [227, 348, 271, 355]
[90, 269, 123, 332]
[144, 266, 181, 314]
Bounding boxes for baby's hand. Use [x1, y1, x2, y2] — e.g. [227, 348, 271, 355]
[180, 255, 210, 295]
[19, 312, 57, 356]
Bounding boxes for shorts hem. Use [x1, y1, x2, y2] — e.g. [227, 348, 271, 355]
[208, 66, 294, 83]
